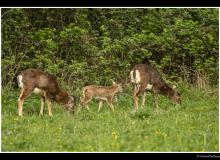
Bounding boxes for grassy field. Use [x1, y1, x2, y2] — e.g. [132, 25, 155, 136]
[1, 85, 219, 152]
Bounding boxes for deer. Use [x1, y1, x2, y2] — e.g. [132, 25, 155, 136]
[17, 69, 75, 117]
[130, 64, 181, 112]
[80, 82, 123, 112]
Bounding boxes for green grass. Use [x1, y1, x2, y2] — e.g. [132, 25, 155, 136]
[1, 85, 219, 152]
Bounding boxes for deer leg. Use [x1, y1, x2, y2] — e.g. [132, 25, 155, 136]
[108, 103, 115, 112]
[80, 96, 91, 108]
[134, 84, 140, 96]
[98, 101, 103, 112]
[47, 100, 53, 117]
[82, 98, 91, 111]
[141, 92, 146, 109]
[78, 96, 91, 112]
[39, 96, 45, 116]
[133, 84, 141, 112]
[18, 88, 25, 116]
[17, 88, 33, 116]
[79, 96, 85, 106]
[107, 98, 115, 112]
[43, 91, 53, 117]
[133, 95, 139, 112]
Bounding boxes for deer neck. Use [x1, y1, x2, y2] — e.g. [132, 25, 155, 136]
[159, 83, 174, 97]
[111, 85, 119, 94]
[55, 89, 69, 104]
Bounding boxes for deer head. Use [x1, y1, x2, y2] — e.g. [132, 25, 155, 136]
[170, 85, 181, 105]
[64, 95, 75, 113]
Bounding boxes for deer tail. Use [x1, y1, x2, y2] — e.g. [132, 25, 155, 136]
[17, 74, 23, 88]
[130, 69, 141, 84]
[130, 70, 135, 83]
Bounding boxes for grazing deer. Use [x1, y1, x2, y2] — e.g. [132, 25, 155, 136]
[130, 64, 181, 112]
[80, 82, 123, 112]
[17, 69, 75, 116]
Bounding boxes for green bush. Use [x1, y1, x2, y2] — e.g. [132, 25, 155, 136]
[2, 8, 218, 89]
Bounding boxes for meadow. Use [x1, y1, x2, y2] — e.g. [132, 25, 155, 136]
[1, 85, 219, 152]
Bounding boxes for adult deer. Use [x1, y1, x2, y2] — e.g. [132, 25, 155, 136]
[17, 69, 75, 116]
[80, 82, 122, 112]
[130, 64, 181, 112]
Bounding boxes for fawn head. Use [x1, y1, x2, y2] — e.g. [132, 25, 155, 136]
[113, 81, 123, 93]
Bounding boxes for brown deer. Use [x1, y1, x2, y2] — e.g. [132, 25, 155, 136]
[80, 82, 122, 112]
[17, 69, 75, 116]
[130, 64, 181, 112]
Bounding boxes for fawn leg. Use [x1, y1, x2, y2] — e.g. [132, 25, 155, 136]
[80, 96, 92, 110]
[107, 98, 115, 112]
[98, 101, 103, 112]
[108, 103, 115, 112]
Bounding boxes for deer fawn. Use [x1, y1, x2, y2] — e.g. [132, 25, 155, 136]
[80, 82, 123, 112]
[130, 64, 181, 112]
[17, 69, 75, 116]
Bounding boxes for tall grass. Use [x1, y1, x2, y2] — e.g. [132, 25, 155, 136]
[1, 84, 218, 152]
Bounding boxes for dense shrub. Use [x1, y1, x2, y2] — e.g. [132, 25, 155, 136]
[2, 8, 218, 90]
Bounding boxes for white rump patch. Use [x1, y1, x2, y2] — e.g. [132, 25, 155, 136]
[33, 88, 43, 94]
[130, 70, 141, 84]
[135, 70, 141, 83]
[17, 75, 23, 88]
[146, 84, 153, 90]
[130, 71, 135, 83]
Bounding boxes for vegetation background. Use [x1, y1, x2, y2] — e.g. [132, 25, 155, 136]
[2, 8, 219, 89]
[1, 8, 219, 152]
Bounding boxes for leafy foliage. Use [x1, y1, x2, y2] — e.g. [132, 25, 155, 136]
[2, 8, 218, 89]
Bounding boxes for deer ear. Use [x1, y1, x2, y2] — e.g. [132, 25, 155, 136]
[172, 85, 176, 89]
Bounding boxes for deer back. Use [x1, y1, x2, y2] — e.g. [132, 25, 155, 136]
[19, 69, 59, 93]
[83, 84, 122, 98]
[131, 64, 165, 90]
